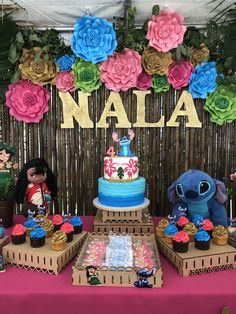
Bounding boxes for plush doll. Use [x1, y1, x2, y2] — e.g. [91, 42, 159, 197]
[0, 142, 18, 171]
[14, 158, 57, 217]
[167, 169, 228, 227]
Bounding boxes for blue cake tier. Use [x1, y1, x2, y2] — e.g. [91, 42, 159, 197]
[98, 177, 146, 207]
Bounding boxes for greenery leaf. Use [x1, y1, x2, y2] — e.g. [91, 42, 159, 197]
[152, 5, 160, 16]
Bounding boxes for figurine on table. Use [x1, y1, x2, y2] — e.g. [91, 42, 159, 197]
[14, 158, 57, 217]
[134, 268, 156, 288]
[86, 266, 101, 285]
[0, 255, 5, 272]
[112, 129, 135, 157]
[0, 142, 18, 172]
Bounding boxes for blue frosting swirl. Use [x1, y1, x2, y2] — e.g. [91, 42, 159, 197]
[0, 226, 5, 238]
[24, 219, 35, 228]
[195, 230, 210, 241]
[70, 216, 83, 226]
[164, 224, 178, 236]
[192, 214, 204, 226]
[30, 227, 46, 239]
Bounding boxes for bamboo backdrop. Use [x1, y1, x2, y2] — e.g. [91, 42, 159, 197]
[0, 85, 236, 217]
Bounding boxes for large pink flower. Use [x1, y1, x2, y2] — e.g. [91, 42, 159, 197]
[168, 61, 194, 90]
[5, 80, 50, 123]
[124, 159, 138, 178]
[104, 158, 117, 177]
[146, 10, 186, 53]
[56, 71, 75, 92]
[100, 48, 142, 92]
[136, 71, 152, 91]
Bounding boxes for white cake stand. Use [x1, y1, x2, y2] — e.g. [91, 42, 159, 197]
[93, 197, 150, 212]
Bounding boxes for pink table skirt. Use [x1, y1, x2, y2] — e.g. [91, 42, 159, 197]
[1, 215, 236, 314]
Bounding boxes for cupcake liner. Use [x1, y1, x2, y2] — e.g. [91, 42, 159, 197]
[66, 231, 74, 242]
[173, 240, 189, 253]
[11, 233, 26, 245]
[212, 237, 228, 246]
[195, 239, 210, 250]
[54, 224, 63, 232]
[73, 225, 83, 234]
[30, 236, 45, 248]
[25, 228, 34, 237]
[156, 229, 165, 238]
[164, 235, 173, 244]
[51, 242, 67, 251]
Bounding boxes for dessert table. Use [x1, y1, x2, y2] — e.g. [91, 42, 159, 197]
[0, 215, 235, 314]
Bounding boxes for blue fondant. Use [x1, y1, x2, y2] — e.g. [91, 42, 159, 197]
[195, 230, 210, 241]
[30, 227, 46, 239]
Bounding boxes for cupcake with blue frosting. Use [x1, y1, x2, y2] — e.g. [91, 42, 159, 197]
[164, 224, 178, 244]
[192, 214, 204, 227]
[30, 226, 46, 248]
[70, 216, 83, 234]
[24, 219, 36, 236]
[195, 229, 210, 250]
[0, 223, 5, 238]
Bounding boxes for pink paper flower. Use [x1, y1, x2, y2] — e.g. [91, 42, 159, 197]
[146, 10, 186, 53]
[56, 71, 75, 92]
[168, 60, 194, 90]
[136, 71, 152, 90]
[5, 80, 50, 123]
[104, 158, 117, 177]
[100, 48, 142, 92]
[124, 159, 138, 178]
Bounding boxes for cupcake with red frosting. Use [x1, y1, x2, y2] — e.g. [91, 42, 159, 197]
[60, 222, 74, 242]
[203, 219, 214, 238]
[11, 224, 26, 245]
[52, 214, 63, 231]
[173, 231, 189, 253]
[176, 216, 189, 230]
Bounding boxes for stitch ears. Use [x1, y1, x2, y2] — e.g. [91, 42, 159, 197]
[213, 179, 227, 204]
[167, 180, 177, 204]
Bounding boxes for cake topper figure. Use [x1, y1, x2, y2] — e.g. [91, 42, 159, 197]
[134, 268, 156, 288]
[112, 129, 135, 157]
[0, 255, 5, 272]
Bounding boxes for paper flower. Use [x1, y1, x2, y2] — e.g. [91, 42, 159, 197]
[136, 71, 152, 90]
[72, 60, 101, 92]
[189, 62, 218, 99]
[56, 54, 76, 71]
[100, 48, 142, 92]
[5, 80, 50, 123]
[204, 85, 236, 125]
[168, 60, 194, 90]
[19, 48, 59, 85]
[141, 47, 173, 76]
[146, 10, 186, 52]
[152, 75, 170, 93]
[71, 15, 117, 64]
[190, 44, 210, 66]
[56, 71, 75, 92]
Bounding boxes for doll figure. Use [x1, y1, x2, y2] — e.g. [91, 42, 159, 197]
[0, 255, 5, 272]
[86, 266, 101, 285]
[0, 142, 18, 171]
[14, 158, 57, 217]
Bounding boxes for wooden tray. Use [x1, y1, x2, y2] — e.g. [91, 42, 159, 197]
[0, 236, 8, 254]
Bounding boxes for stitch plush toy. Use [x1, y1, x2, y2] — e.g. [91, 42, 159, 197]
[167, 169, 228, 227]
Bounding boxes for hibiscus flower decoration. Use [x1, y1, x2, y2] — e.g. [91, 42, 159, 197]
[104, 158, 117, 177]
[124, 159, 138, 178]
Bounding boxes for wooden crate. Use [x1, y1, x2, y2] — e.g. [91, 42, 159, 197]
[72, 232, 163, 288]
[93, 209, 154, 234]
[3, 232, 87, 275]
[0, 236, 8, 254]
[229, 236, 236, 248]
[156, 236, 236, 277]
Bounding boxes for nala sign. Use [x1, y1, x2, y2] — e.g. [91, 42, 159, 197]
[59, 90, 202, 129]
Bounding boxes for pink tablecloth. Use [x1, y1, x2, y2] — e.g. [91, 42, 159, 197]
[1, 216, 236, 314]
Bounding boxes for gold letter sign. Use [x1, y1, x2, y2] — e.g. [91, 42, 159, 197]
[166, 91, 202, 128]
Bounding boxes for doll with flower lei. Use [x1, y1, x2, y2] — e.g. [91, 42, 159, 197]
[0, 142, 18, 172]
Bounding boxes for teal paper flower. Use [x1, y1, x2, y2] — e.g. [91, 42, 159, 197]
[204, 85, 236, 125]
[72, 60, 101, 92]
[152, 75, 170, 93]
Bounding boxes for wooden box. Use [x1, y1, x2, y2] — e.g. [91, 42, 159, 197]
[3, 232, 87, 275]
[229, 236, 236, 248]
[72, 232, 163, 288]
[156, 236, 236, 277]
[0, 236, 8, 254]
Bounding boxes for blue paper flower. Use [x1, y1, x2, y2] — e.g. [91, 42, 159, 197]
[56, 54, 76, 72]
[189, 62, 218, 99]
[71, 16, 117, 64]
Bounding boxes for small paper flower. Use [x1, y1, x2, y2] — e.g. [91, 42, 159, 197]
[56, 71, 75, 92]
[189, 62, 218, 99]
[56, 54, 76, 71]
[100, 48, 142, 92]
[152, 75, 170, 93]
[136, 71, 152, 90]
[146, 10, 186, 53]
[168, 60, 194, 90]
[72, 60, 101, 93]
[190, 44, 210, 66]
[5, 80, 50, 123]
[204, 85, 236, 125]
[71, 16, 117, 64]
[141, 47, 173, 76]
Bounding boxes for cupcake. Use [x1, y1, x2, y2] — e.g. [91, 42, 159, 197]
[41, 219, 54, 238]
[173, 231, 189, 253]
[35, 214, 46, 223]
[30, 227, 46, 248]
[70, 216, 83, 234]
[192, 214, 204, 227]
[52, 214, 63, 231]
[164, 225, 178, 244]
[24, 219, 36, 236]
[195, 230, 210, 250]
[203, 219, 214, 238]
[51, 230, 67, 251]
[176, 216, 189, 231]
[11, 224, 26, 245]
[183, 222, 197, 242]
[156, 219, 169, 238]
[60, 222, 74, 242]
[0, 224, 5, 238]
[212, 225, 228, 246]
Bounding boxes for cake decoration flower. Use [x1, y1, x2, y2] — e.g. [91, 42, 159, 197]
[104, 158, 118, 177]
[124, 159, 138, 178]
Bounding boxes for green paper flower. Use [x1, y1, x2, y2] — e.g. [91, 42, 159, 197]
[152, 75, 170, 93]
[72, 60, 101, 92]
[204, 85, 236, 125]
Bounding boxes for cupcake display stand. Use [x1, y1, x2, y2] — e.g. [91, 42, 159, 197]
[2, 232, 87, 275]
[0, 236, 8, 254]
[93, 197, 154, 234]
[229, 236, 236, 248]
[156, 236, 236, 277]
